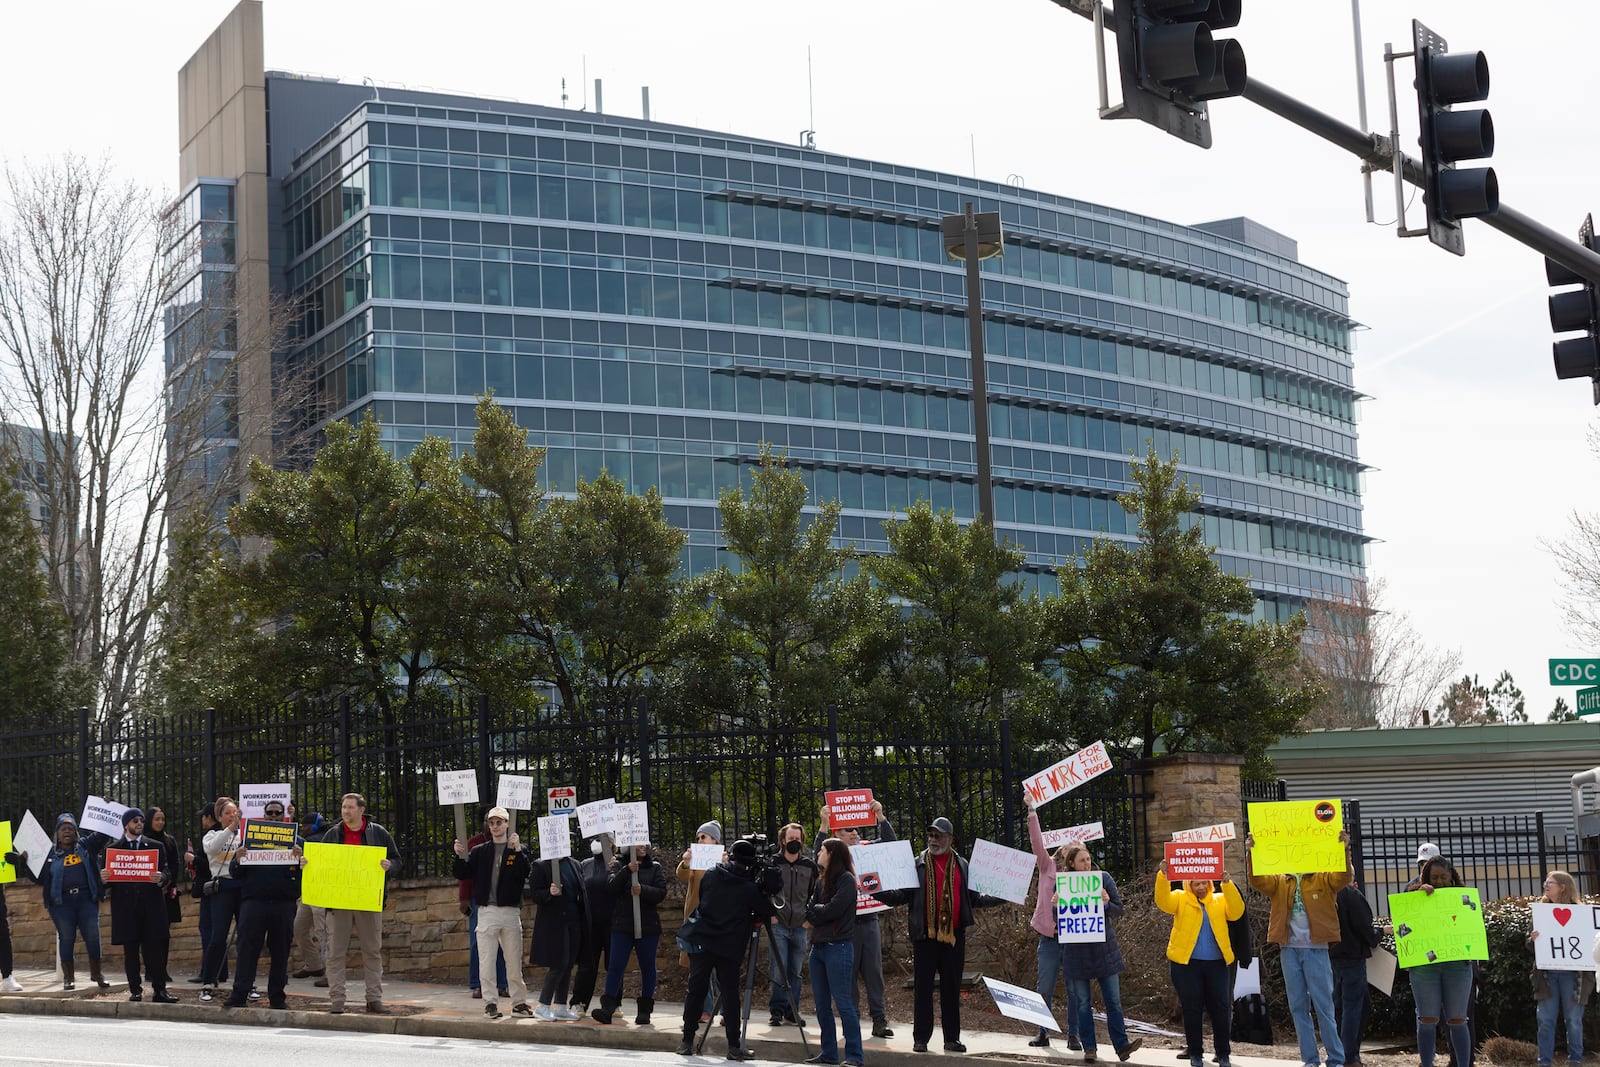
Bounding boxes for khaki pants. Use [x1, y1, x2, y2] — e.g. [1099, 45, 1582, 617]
[292, 901, 327, 972]
[476, 904, 529, 1006]
[325, 909, 383, 1007]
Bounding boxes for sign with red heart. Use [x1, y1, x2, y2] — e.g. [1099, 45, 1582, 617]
[1531, 902, 1598, 971]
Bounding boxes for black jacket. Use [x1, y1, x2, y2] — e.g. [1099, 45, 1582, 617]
[579, 855, 616, 936]
[1329, 884, 1379, 961]
[528, 856, 588, 965]
[606, 853, 669, 935]
[806, 869, 858, 944]
[690, 860, 775, 959]
[875, 849, 1000, 942]
[189, 829, 214, 899]
[452, 839, 531, 907]
[230, 851, 302, 902]
[105, 834, 171, 944]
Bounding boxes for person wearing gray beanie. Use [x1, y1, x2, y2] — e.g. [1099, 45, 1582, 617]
[696, 821, 722, 845]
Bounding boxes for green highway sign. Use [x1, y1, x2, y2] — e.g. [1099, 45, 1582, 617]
[1579, 687, 1600, 717]
[1550, 659, 1600, 686]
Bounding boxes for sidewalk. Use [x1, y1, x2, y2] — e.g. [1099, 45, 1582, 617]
[0, 965, 1304, 1067]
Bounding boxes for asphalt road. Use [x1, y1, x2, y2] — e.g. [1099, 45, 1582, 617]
[0, 1014, 726, 1067]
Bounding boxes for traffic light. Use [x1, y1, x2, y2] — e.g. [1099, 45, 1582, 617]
[1111, 0, 1247, 149]
[1412, 20, 1497, 256]
[1549, 215, 1600, 404]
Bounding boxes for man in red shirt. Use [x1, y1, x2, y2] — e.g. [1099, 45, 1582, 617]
[316, 793, 399, 1015]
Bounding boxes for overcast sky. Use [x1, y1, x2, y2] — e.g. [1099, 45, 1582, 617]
[4, 0, 1596, 724]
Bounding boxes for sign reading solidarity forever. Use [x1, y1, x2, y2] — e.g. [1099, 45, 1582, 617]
[1246, 800, 1344, 876]
[1164, 841, 1225, 881]
[1531, 902, 1600, 971]
[1022, 742, 1114, 808]
[1388, 888, 1488, 968]
[1055, 871, 1106, 943]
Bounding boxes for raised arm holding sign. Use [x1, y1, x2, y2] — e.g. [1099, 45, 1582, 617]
[1022, 742, 1114, 808]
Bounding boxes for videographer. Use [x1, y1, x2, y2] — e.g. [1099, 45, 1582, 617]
[769, 822, 817, 1027]
[676, 839, 776, 1060]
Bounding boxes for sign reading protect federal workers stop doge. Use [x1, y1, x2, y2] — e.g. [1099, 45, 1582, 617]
[301, 842, 387, 911]
[1246, 799, 1344, 875]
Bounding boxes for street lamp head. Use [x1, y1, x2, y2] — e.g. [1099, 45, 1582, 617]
[941, 207, 1004, 262]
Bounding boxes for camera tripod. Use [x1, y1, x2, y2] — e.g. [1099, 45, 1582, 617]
[692, 921, 813, 1060]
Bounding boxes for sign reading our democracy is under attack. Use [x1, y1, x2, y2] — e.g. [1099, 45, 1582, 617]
[239, 819, 299, 864]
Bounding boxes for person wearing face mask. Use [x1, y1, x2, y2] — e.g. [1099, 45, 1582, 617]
[1156, 858, 1244, 1067]
[571, 834, 617, 1017]
[871, 816, 1003, 1054]
[593, 841, 668, 1025]
[1246, 829, 1353, 1067]
[768, 822, 819, 1027]
[102, 808, 179, 1003]
[453, 806, 532, 1020]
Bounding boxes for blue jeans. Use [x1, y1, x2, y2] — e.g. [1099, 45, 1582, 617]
[1330, 957, 1368, 1065]
[1072, 974, 1130, 1052]
[1036, 936, 1080, 1041]
[48, 895, 101, 963]
[1281, 945, 1344, 1066]
[605, 931, 660, 999]
[1537, 970, 1584, 1065]
[811, 940, 863, 1064]
[467, 901, 508, 991]
[1410, 960, 1472, 1067]
[769, 923, 807, 1015]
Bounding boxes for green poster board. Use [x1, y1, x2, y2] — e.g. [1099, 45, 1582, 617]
[1387, 888, 1488, 967]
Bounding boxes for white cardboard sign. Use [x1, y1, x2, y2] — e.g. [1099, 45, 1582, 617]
[689, 843, 722, 870]
[79, 795, 129, 837]
[15, 810, 51, 878]
[538, 814, 572, 861]
[1532, 902, 1600, 971]
[612, 801, 650, 847]
[1022, 742, 1114, 807]
[577, 798, 617, 837]
[1042, 821, 1106, 849]
[497, 774, 534, 811]
[968, 837, 1036, 904]
[1171, 821, 1237, 843]
[982, 977, 1060, 1032]
[238, 783, 292, 819]
[1055, 871, 1106, 944]
[436, 769, 480, 806]
[851, 839, 918, 892]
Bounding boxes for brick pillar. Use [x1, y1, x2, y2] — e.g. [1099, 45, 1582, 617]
[1142, 752, 1246, 880]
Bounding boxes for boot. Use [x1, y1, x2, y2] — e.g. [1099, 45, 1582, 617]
[635, 996, 654, 1025]
[89, 959, 111, 991]
[62, 962, 76, 991]
[591, 993, 619, 1024]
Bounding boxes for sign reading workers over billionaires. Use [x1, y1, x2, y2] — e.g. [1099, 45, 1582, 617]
[1022, 742, 1114, 808]
[1246, 799, 1344, 876]
[239, 819, 300, 865]
[79, 795, 129, 838]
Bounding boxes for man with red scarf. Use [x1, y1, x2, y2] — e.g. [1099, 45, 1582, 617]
[873, 817, 1002, 1053]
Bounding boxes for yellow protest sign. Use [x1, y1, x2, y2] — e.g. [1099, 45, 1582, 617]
[0, 822, 13, 884]
[1247, 799, 1345, 875]
[1388, 888, 1488, 967]
[301, 842, 386, 911]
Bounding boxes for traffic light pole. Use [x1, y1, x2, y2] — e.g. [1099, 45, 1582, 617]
[1052, 0, 1600, 285]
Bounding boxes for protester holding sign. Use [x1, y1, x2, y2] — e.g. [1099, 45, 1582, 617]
[820, 799, 897, 1040]
[1060, 843, 1140, 1063]
[317, 792, 399, 1015]
[1155, 858, 1244, 1067]
[530, 833, 588, 1021]
[1403, 857, 1476, 1067]
[594, 842, 668, 1025]
[675, 838, 777, 1060]
[676, 820, 723, 1024]
[29, 814, 110, 991]
[453, 806, 532, 1020]
[103, 808, 178, 1003]
[223, 822, 301, 1009]
[1, 833, 25, 993]
[572, 831, 618, 1017]
[1529, 871, 1589, 1067]
[199, 797, 243, 1002]
[1245, 827, 1352, 1067]
[459, 809, 510, 1002]
[1025, 803, 1082, 1051]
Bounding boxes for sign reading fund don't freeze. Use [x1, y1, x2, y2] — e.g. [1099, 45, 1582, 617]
[1055, 871, 1105, 943]
[1022, 742, 1114, 808]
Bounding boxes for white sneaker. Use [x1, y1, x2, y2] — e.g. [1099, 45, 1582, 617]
[535, 1004, 557, 1021]
[0, 975, 22, 992]
[554, 1005, 581, 1021]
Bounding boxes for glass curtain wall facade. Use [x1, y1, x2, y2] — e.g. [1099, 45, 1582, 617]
[270, 80, 1365, 620]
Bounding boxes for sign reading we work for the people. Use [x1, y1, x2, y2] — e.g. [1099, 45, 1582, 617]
[1246, 799, 1344, 875]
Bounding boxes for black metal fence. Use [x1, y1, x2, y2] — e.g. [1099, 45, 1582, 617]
[0, 697, 1154, 883]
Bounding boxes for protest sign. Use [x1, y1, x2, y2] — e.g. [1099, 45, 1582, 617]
[968, 838, 1036, 904]
[689, 843, 722, 870]
[301, 842, 387, 911]
[105, 848, 159, 882]
[612, 802, 650, 847]
[855, 890, 890, 916]
[1172, 822, 1237, 844]
[981, 977, 1060, 1032]
[1388, 888, 1488, 968]
[239, 819, 299, 865]
[1042, 822, 1106, 849]
[15, 811, 49, 878]
[851, 839, 918, 892]
[497, 774, 534, 811]
[1367, 945, 1398, 995]
[1246, 800, 1344, 875]
[1234, 958, 1261, 997]
[577, 798, 617, 837]
[238, 783, 291, 819]
[1055, 871, 1105, 944]
[1022, 741, 1115, 808]
[1164, 841, 1225, 881]
[824, 789, 875, 829]
[79, 795, 128, 838]
[436, 770, 479, 805]
[538, 814, 572, 861]
[1531, 902, 1600, 971]
[0, 823, 13, 884]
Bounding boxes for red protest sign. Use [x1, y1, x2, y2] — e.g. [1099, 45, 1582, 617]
[106, 848, 159, 882]
[824, 789, 875, 829]
[1164, 841, 1224, 882]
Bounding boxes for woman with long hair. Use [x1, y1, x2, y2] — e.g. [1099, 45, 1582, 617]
[1025, 800, 1080, 1050]
[1155, 857, 1244, 1067]
[146, 806, 183, 984]
[1410, 857, 1475, 1067]
[1530, 870, 1587, 1067]
[592, 841, 667, 1025]
[806, 837, 863, 1066]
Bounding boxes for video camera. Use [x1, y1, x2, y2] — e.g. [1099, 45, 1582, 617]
[731, 832, 785, 896]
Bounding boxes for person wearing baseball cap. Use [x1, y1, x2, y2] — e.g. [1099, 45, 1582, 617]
[1405, 844, 1441, 891]
[453, 805, 532, 1019]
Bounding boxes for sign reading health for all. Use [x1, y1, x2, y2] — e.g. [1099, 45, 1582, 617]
[1022, 742, 1114, 808]
[1530, 902, 1600, 971]
[1164, 841, 1225, 881]
[1055, 871, 1105, 943]
[1172, 822, 1236, 844]
[1246, 799, 1344, 875]
[1388, 887, 1488, 967]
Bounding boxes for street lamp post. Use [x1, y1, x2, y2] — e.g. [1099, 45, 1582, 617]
[941, 203, 1004, 533]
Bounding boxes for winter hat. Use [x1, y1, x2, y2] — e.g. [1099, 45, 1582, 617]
[122, 807, 145, 826]
[55, 813, 77, 831]
[696, 820, 722, 844]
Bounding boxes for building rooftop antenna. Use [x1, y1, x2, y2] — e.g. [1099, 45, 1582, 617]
[799, 46, 817, 150]
[561, 77, 568, 109]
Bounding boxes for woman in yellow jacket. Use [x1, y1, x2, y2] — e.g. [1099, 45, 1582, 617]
[1155, 860, 1245, 1067]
